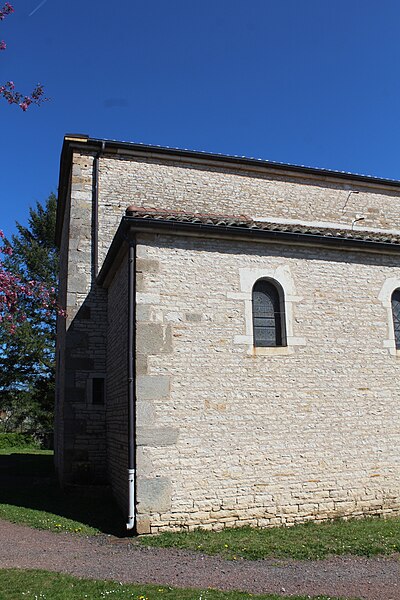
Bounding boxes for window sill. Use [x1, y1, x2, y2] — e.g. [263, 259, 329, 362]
[384, 344, 400, 357]
[251, 346, 292, 357]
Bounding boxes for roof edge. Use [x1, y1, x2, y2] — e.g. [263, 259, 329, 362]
[65, 134, 400, 187]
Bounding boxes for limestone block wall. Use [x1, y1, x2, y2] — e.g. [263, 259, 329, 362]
[134, 246, 176, 533]
[55, 152, 108, 484]
[106, 254, 129, 511]
[96, 153, 400, 269]
[135, 233, 400, 532]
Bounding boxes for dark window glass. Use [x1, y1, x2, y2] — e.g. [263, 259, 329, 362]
[392, 289, 400, 350]
[252, 279, 286, 347]
[92, 377, 105, 405]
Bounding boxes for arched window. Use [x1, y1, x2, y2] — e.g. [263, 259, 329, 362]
[391, 289, 400, 349]
[252, 279, 286, 347]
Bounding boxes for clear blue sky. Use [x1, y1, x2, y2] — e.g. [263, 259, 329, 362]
[2, 0, 400, 238]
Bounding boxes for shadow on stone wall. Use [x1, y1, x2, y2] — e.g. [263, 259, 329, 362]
[0, 451, 125, 536]
[62, 283, 108, 486]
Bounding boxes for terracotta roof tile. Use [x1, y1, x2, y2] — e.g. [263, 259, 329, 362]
[125, 206, 400, 246]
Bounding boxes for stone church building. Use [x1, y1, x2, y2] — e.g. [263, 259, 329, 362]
[55, 134, 400, 534]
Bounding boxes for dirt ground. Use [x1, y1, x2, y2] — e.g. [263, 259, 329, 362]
[0, 520, 399, 599]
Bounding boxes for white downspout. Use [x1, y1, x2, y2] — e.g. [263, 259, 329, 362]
[127, 468, 135, 530]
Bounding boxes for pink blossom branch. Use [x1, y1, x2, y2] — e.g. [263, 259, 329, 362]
[0, 2, 14, 20]
[0, 81, 46, 110]
[0, 230, 65, 333]
[0, 3, 47, 110]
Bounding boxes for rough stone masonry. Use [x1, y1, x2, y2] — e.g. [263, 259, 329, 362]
[55, 135, 400, 533]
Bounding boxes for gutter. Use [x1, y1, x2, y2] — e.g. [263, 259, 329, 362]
[126, 219, 400, 252]
[126, 238, 137, 530]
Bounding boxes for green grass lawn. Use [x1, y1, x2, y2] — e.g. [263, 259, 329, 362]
[0, 447, 125, 536]
[140, 517, 400, 560]
[0, 570, 358, 600]
[0, 447, 53, 455]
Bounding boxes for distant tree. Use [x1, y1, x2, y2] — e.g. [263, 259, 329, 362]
[0, 2, 45, 110]
[0, 198, 60, 331]
[0, 194, 59, 433]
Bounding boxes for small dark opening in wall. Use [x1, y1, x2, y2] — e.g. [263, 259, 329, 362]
[79, 305, 91, 320]
[92, 377, 105, 405]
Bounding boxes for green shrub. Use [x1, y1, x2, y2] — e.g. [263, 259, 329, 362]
[0, 433, 39, 450]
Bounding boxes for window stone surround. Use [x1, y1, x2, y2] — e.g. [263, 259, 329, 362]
[378, 277, 400, 357]
[230, 265, 306, 355]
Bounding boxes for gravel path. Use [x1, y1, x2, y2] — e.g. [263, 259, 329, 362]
[0, 520, 399, 599]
